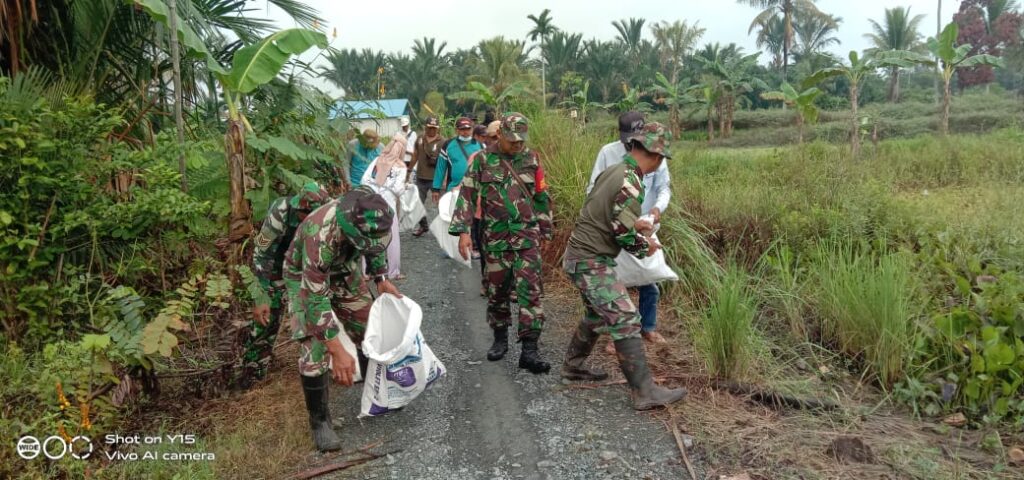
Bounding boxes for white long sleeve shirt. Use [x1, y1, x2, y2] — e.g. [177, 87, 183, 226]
[586, 141, 671, 215]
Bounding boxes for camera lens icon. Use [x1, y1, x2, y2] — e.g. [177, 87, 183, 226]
[16, 435, 92, 460]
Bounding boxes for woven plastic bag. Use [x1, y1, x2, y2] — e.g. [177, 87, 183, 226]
[360, 294, 446, 417]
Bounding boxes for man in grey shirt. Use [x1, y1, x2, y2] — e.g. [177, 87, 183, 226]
[586, 111, 671, 346]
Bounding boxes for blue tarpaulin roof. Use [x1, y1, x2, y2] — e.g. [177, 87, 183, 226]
[332, 99, 409, 119]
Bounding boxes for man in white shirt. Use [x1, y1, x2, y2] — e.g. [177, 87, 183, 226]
[586, 111, 671, 346]
[398, 116, 417, 166]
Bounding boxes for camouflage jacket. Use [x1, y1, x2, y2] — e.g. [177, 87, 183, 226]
[283, 199, 387, 342]
[448, 148, 552, 251]
[252, 197, 302, 289]
[565, 154, 650, 261]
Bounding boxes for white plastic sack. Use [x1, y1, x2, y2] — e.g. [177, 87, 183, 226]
[613, 233, 679, 287]
[430, 190, 472, 268]
[360, 294, 446, 417]
[399, 183, 426, 233]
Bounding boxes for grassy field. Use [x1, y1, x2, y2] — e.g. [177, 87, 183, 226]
[533, 106, 1024, 477]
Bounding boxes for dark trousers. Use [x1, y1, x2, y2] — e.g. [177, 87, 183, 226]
[415, 177, 433, 228]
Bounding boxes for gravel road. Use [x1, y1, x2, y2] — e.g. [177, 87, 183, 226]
[323, 226, 697, 480]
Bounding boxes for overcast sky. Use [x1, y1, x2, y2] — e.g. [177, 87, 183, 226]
[257, 0, 958, 96]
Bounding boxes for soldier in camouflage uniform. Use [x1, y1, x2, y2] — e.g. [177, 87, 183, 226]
[283, 186, 402, 452]
[449, 113, 554, 374]
[239, 182, 330, 389]
[560, 123, 687, 410]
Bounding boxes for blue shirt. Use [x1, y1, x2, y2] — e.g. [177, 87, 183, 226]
[349, 144, 381, 187]
[434, 138, 481, 192]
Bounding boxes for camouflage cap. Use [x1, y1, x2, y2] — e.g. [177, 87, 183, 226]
[289, 182, 330, 211]
[336, 186, 393, 255]
[627, 122, 672, 160]
[424, 116, 440, 128]
[500, 112, 529, 142]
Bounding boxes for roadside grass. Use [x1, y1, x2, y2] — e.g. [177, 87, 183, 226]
[695, 264, 759, 380]
[808, 241, 922, 388]
[538, 107, 1024, 477]
[100, 345, 316, 480]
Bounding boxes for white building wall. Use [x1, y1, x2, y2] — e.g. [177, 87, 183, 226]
[350, 118, 402, 139]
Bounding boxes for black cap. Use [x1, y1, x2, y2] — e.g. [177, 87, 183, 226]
[472, 124, 487, 136]
[618, 111, 646, 145]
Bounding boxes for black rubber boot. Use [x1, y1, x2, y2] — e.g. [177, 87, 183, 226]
[487, 327, 509, 361]
[561, 325, 608, 381]
[519, 337, 551, 374]
[614, 337, 687, 410]
[300, 374, 342, 452]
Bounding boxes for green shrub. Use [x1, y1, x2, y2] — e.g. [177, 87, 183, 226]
[810, 241, 922, 387]
[696, 264, 759, 379]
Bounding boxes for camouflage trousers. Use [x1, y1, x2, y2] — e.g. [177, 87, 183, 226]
[564, 257, 642, 341]
[484, 247, 544, 339]
[291, 273, 373, 377]
[242, 281, 285, 379]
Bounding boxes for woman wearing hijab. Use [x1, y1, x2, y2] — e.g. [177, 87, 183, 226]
[361, 135, 408, 280]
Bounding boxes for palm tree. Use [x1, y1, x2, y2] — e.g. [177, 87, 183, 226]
[805, 50, 920, 155]
[321, 48, 389, 99]
[543, 31, 583, 102]
[650, 20, 706, 85]
[753, 14, 787, 69]
[581, 40, 628, 102]
[527, 9, 557, 107]
[472, 37, 531, 95]
[865, 7, 926, 102]
[612, 17, 647, 60]
[794, 14, 842, 60]
[449, 80, 532, 112]
[738, 0, 835, 78]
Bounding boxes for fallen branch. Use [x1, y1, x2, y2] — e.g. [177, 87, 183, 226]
[670, 417, 699, 480]
[288, 449, 398, 480]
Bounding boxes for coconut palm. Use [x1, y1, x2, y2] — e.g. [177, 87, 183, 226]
[650, 20, 706, 85]
[865, 7, 926, 102]
[753, 14, 787, 69]
[738, 0, 835, 78]
[527, 9, 558, 106]
[794, 13, 842, 59]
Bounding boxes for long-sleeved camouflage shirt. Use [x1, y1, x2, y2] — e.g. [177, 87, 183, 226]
[283, 199, 387, 342]
[565, 154, 651, 262]
[448, 148, 552, 251]
[252, 197, 301, 289]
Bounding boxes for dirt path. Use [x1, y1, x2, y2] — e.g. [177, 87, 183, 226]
[316, 226, 699, 480]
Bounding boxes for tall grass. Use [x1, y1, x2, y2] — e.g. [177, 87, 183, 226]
[696, 264, 759, 379]
[810, 241, 922, 387]
[758, 243, 809, 342]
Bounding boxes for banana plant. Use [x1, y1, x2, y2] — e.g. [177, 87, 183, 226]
[651, 72, 696, 139]
[133, 1, 327, 265]
[804, 49, 918, 156]
[760, 82, 822, 144]
[914, 22, 1005, 136]
[558, 80, 604, 128]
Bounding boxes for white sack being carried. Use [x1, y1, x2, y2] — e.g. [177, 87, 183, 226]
[360, 294, 446, 417]
[430, 190, 472, 268]
[613, 231, 679, 288]
[399, 183, 426, 233]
